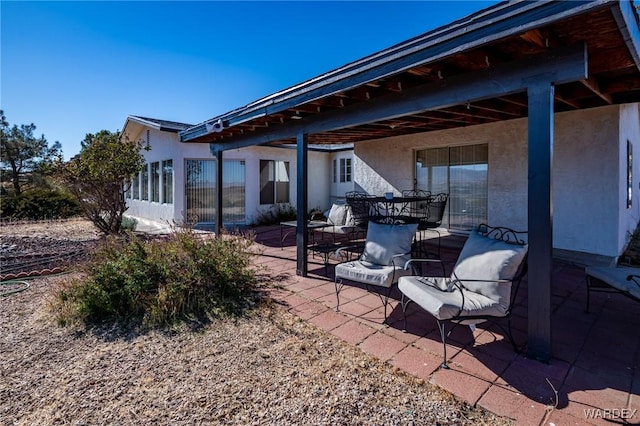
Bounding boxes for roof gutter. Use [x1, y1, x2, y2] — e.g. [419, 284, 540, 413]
[612, 0, 640, 71]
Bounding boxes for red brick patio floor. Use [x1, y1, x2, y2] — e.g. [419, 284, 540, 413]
[249, 225, 640, 425]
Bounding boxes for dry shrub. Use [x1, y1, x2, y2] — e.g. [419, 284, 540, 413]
[54, 228, 256, 327]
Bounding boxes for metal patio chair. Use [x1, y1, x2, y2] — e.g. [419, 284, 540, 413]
[398, 224, 528, 369]
[334, 220, 418, 323]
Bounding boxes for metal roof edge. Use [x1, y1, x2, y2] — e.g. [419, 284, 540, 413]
[611, 0, 640, 71]
[126, 115, 162, 131]
[127, 115, 193, 134]
[180, 0, 614, 143]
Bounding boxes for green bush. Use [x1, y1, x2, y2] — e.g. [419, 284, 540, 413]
[55, 228, 257, 327]
[121, 216, 138, 231]
[0, 189, 81, 219]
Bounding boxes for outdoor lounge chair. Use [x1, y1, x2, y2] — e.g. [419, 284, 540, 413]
[585, 266, 640, 312]
[334, 220, 418, 323]
[398, 224, 528, 369]
[314, 202, 358, 242]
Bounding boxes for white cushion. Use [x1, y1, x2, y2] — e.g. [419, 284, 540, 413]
[361, 221, 418, 267]
[451, 230, 528, 311]
[327, 203, 348, 226]
[336, 260, 413, 288]
[344, 205, 355, 226]
[398, 276, 504, 321]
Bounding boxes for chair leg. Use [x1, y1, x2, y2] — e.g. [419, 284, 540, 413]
[504, 318, 519, 352]
[335, 278, 344, 313]
[436, 320, 450, 369]
[585, 276, 591, 313]
[400, 294, 411, 332]
[365, 284, 393, 324]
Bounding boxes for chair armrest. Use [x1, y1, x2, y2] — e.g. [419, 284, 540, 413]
[334, 244, 364, 260]
[404, 258, 444, 267]
[404, 258, 446, 276]
[449, 277, 513, 290]
[627, 274, 640, 289]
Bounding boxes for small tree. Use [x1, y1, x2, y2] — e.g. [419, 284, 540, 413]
[60, 130, 144, 234]
[0, 110, 62, 195]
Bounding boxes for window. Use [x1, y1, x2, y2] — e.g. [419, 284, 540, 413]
[162, 160, 173, 204]
[223, 160, 246, 223]
[141, 164, 149, 201]
[340, 158, 352, 183]
[186, 159, 216, 223]
[260, 160, 290, 204]
[332, 159, 337, 183]
[628, 140, 633, 209]
[415, 144, 488, 231]
[185, 159, 246, 225]
[132, 173, 140, 200]
[124, 179, 132, 199]
[151, 162, 160, 202]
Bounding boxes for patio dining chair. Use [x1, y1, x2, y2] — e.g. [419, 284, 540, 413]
[398, 224, 528, 369]
[415, 192, 449, 258]
[334, 220, 418, 323]
[345, 191, 377, 240]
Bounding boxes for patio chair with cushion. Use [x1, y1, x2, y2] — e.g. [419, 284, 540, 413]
[314, 202, 357, 242]
[398, 224, 528, 369]
[334, 220, 419, 323]
[584, 266, 640, 312]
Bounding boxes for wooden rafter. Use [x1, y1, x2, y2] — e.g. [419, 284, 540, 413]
[580, 76, 613, 104]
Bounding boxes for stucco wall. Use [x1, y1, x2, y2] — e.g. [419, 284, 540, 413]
[354, 104, 636, 259]
[617, 103, 640, 254]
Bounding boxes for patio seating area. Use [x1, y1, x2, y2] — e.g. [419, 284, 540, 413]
[252, 224, 640, 425]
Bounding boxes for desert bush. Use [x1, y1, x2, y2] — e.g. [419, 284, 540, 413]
[120, 216, 138, 231]
[0, 189, 81, 219]
[55, 228, 256, 327]
[253, 203, 297, 225]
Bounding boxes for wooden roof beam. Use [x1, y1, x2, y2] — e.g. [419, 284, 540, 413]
[497, 94, 528, 108]
[208, 44, 587, 151]
[554, 92, 581, 109]
[580, 76, 613, 104]
[520, 29, 547, 48]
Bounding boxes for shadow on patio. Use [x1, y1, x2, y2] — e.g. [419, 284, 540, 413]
[249, 225, 639, 425]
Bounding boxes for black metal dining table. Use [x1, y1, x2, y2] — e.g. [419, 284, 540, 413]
[369, 195, 431, 222]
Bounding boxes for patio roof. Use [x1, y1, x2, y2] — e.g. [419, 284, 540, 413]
[178, 0, 640, 364]
[180, 0, 640, 148]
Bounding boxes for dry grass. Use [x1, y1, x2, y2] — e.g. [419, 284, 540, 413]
[0, 219, 513, 425]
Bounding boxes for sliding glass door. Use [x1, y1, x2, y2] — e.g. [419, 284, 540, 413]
[185, 159, 246, 226]
[415, 144, 488, 231]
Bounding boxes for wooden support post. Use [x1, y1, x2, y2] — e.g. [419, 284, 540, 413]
[527, 80, 554, 362]
[296, 133, 309, 276]
[215, 149, 223, 238]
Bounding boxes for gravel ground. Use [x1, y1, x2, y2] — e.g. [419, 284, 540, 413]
[0, 220, 512, 425]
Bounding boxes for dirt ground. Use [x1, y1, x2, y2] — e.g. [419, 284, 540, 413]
[0, 219, 512, 425]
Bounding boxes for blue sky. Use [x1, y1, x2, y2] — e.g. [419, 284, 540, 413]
[2, 1, 498, 159]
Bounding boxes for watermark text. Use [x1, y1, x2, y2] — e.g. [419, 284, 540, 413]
[584, 408, 637, 420]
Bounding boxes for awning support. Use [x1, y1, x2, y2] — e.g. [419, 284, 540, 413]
[526, 79, 555, 362]
[296, 133, 309, 276]
[215, 149, 223, 238]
